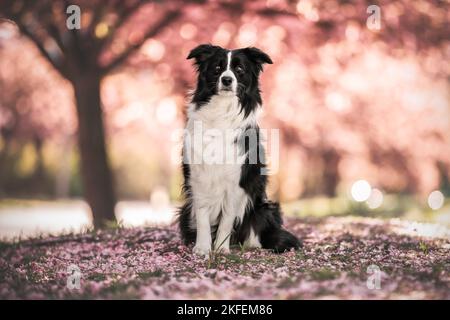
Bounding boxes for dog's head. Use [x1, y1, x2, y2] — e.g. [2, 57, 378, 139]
[187, 44, 272, 114]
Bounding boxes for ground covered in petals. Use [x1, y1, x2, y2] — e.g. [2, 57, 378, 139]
[1, 217, 449, 299]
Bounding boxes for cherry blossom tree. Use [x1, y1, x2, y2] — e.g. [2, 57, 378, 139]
[0, 0, 184, 227]
[1, 0, 449, 207]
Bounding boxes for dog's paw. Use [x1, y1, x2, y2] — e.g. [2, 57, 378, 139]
[215, 246, 230, 254]
[193, 245, 211, 257]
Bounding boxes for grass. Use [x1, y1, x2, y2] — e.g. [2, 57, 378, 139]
[419, 241, 429, 254]
[87, 273, 108, 282]
[308, 268, 341, 281]
[137, 269, 166, 280]
[283, 195, 450, 226]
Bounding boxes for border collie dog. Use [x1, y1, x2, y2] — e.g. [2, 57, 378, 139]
[178, 44, 300, 256]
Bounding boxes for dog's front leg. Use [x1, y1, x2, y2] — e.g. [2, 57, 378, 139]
[214, 214, 234, 254]
[193, 204, 212, 257]
[215, 189, 249, 253]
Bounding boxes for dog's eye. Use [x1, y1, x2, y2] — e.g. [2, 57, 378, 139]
[214, 65, 221, 74]
[235, 66, 244, 74]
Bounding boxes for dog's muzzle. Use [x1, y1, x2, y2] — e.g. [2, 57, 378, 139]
[218, 75, 235, 93]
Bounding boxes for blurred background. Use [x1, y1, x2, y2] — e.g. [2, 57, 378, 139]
[0, 0, 449, 240]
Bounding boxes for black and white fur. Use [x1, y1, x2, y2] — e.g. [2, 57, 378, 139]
[178, 44, 300, 256]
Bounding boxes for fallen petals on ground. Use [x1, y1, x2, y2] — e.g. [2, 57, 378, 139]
[0, 217, 449, 299]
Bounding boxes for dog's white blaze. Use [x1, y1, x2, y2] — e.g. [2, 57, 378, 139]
[218, 50, 237, 94]
[226, 50, 232, 70]
[185, 94, 257, 254]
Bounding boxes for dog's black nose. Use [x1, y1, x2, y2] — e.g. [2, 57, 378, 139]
[221, 76, 232, 86]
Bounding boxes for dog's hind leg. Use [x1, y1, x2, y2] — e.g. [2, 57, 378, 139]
[255, 201, 301, 253]
[244, 227, 262, 248]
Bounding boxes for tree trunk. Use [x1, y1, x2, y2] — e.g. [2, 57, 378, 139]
[72, 72, 116, 228]
[321, 149, 340, 197]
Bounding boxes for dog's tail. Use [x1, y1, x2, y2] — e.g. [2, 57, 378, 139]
[253, 201, 301, 253]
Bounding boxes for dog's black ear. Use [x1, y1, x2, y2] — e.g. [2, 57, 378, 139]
[187, 44, 220, 64]
[242, 47, 273, 69]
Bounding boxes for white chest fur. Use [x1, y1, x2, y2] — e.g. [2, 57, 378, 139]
[184, 95, 257, 253]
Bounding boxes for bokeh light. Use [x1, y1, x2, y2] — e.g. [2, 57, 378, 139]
[237, 23, 257, 47]
[141, 39, 165, 62]
[427, 190, 444, 210]
[367, 188, 384, 209]
[212, 22, 234, 47]
[296, 0, 319, 22]
[179, 23, 197, 40]
[351, 180, 372, 202]
[155, 98, 177, 125]
[95, 22, 109, 38]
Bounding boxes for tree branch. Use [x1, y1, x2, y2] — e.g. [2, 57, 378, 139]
[16, 22, 69, 79]
[45, 23, 67, 54]
[100, 10, 181, 75]
[95, 0, 152, 56]
[113, 0, 150, 30]
[255, 8, 298, 18]
[1, 0, 70, 78]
